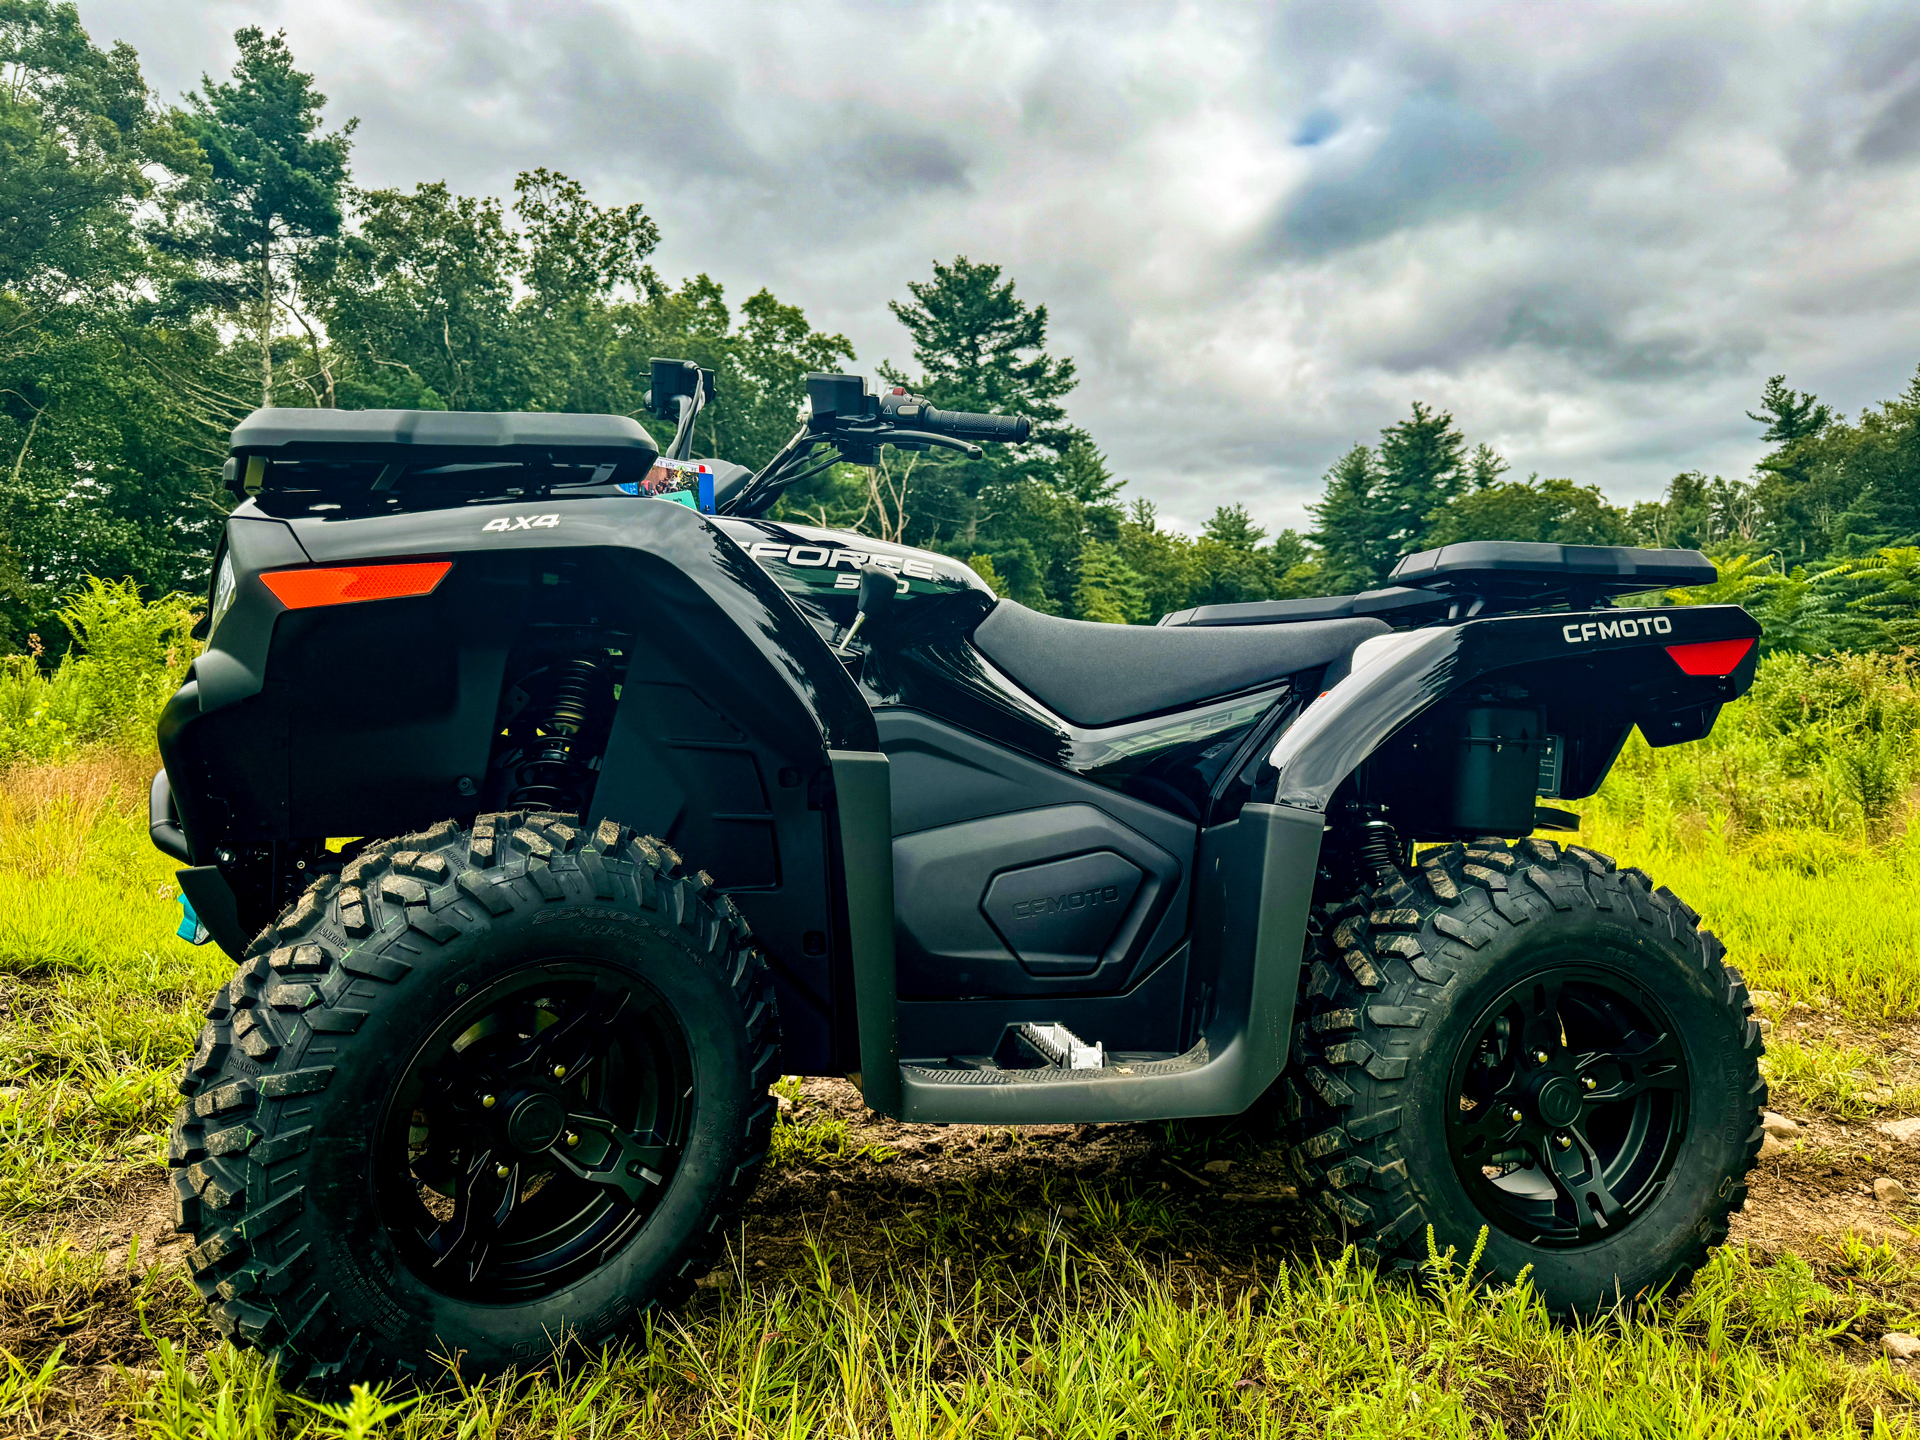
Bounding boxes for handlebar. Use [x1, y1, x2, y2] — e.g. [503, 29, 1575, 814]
[721, 371, 1031, 517]
[878, 391, 1031, 444]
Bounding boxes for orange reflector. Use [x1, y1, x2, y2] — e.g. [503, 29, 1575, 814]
[1664, 637, 1754, 676]
[261, 561, 451, 609]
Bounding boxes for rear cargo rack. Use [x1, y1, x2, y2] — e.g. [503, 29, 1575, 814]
[1388, 541, 1716, 598]
[1160, 541, 1715, 628]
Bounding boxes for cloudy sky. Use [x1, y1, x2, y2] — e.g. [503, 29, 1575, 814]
[86, 0, 1917, 534]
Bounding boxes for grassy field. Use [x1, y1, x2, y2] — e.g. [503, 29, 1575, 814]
[0, 651, 1915, 1437]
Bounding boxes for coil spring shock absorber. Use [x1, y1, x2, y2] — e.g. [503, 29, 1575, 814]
[1357, 814, 1403, 881]
[510, 656, 608, 812]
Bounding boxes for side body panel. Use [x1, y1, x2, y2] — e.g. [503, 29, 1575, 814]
[160, 497, 880, 1076]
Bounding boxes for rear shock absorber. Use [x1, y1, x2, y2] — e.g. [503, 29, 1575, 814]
[510, 656, 609, 812]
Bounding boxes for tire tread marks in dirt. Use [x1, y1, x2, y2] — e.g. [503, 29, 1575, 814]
[1284, 838, 1766, 1302]
[167, 811, 778, 1388]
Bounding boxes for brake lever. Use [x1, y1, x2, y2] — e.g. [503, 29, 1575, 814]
[834, 424, 982, 460]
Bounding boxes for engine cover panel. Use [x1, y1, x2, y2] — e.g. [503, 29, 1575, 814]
[981, 851, 1143, 975]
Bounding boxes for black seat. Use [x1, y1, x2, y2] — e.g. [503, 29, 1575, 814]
[971, 601, 1389, 727]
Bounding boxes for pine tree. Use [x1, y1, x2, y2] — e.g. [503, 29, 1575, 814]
[883, 256, 1075, 437]
[172, 27, 356, 406]
[1374, 401, 1468, 559]
[1307, 444, 1384, 591]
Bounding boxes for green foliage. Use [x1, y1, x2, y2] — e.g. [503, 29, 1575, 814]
[0, 577, 197, 764]
[1573, 648, 1918, 1019]
[168, 25, 357, 407]
[1590, 648, 1917, 842]
[882, 255, 1076, 441]
[1310, 403, 1478, 589]
[1071, 539, 1149, 624]
[0, 4, 225, 647]
[1655, 548, 1921, 656]
[1423, 474, 1634, 548]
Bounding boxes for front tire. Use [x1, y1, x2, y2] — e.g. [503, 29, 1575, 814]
[168, 812, 778, 1388]
[1284, 837, 1765, 1313]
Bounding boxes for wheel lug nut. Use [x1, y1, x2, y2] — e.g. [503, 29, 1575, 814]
[552, 1065, 567, 1080]
[1533, 1050, 1549, 1064]
[481, 1094, 497, 1109]
[565, 1132, 579, 1148]
[496, 1163, 511, 1178]
[1509, 1108, 1524, 1124]
[1555, 1134, 1572, 1150]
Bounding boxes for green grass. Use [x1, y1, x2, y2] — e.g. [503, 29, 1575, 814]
[1572, 812, 1919, 1023]
[111, 1236, 1917, 1439]
[0, 751, 230, 1218]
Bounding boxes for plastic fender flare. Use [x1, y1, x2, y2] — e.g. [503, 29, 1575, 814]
[1267, 604, 1762, 814]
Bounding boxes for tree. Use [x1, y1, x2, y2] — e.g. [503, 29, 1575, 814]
[0, 3, 222, 647]
[171, 27, 355, 406]
[512, 168, 658, 415]
[315, 181, 520, 410]
[1747, 374, 1832, 448]
[1424, 475, 1633, 548]
[1307, 443, 1383, 591]
[1755, 372, 1918, 559]
[1117, 499, 1199, 621]
[1071, 538, 1149, 623]
[883, 256, 1075, 436]
[1374, 401, 1469, 558]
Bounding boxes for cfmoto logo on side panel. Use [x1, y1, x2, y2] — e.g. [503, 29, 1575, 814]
[1561, 615, 1672, 643]
[1011, 885, 1123, 921]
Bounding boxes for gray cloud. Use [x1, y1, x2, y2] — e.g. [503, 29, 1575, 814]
[81, 0, 1919, 535]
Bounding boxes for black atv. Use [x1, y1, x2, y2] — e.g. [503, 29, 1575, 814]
[154, 359, 1766, 1386]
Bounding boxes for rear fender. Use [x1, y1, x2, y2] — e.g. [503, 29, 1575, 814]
[1267, 603, 1762, 815]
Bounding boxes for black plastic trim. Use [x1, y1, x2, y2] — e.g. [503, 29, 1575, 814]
[831, 750, 901, 1118]
[895, 803, 1321, 1123]
[176, 865, 248, 960]
[149, 769, 191, 863]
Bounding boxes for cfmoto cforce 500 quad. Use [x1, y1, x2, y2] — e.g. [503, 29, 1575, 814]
[155, 360, 1766, 1385]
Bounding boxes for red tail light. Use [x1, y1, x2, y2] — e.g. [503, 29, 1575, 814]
[261, 561, 451, 609]
[1664, 637, 1755, 676]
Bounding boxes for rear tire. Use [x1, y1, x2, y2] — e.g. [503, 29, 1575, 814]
[167, 812, 778, 1389]
[1283, 837, 1765, 1313]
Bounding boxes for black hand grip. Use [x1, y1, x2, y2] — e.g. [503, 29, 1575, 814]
[919, 407, 1030, 443]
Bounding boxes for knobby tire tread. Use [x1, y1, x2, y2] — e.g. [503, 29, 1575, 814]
[168, 811, 779, 1389]
[1282, 836, 1767, 1303]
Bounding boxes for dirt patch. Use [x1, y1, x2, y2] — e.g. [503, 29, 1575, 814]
[1730, 1109, 1921, 1253]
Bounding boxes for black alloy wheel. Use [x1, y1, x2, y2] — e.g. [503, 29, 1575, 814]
[168, 812, 779, 1390]
[1285, 837, 1766, 1315]
[1446, 968, 1687, 1248]
[382, 963, 693, 1299]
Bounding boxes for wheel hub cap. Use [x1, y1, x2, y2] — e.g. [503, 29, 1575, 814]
[1534, 1074, 1582, 1127]
[506, 1092, 566, 1153]
[1446, 964, 1690, 1249]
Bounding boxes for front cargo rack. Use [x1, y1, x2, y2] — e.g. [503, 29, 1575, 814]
[224, 407, 661, 503]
